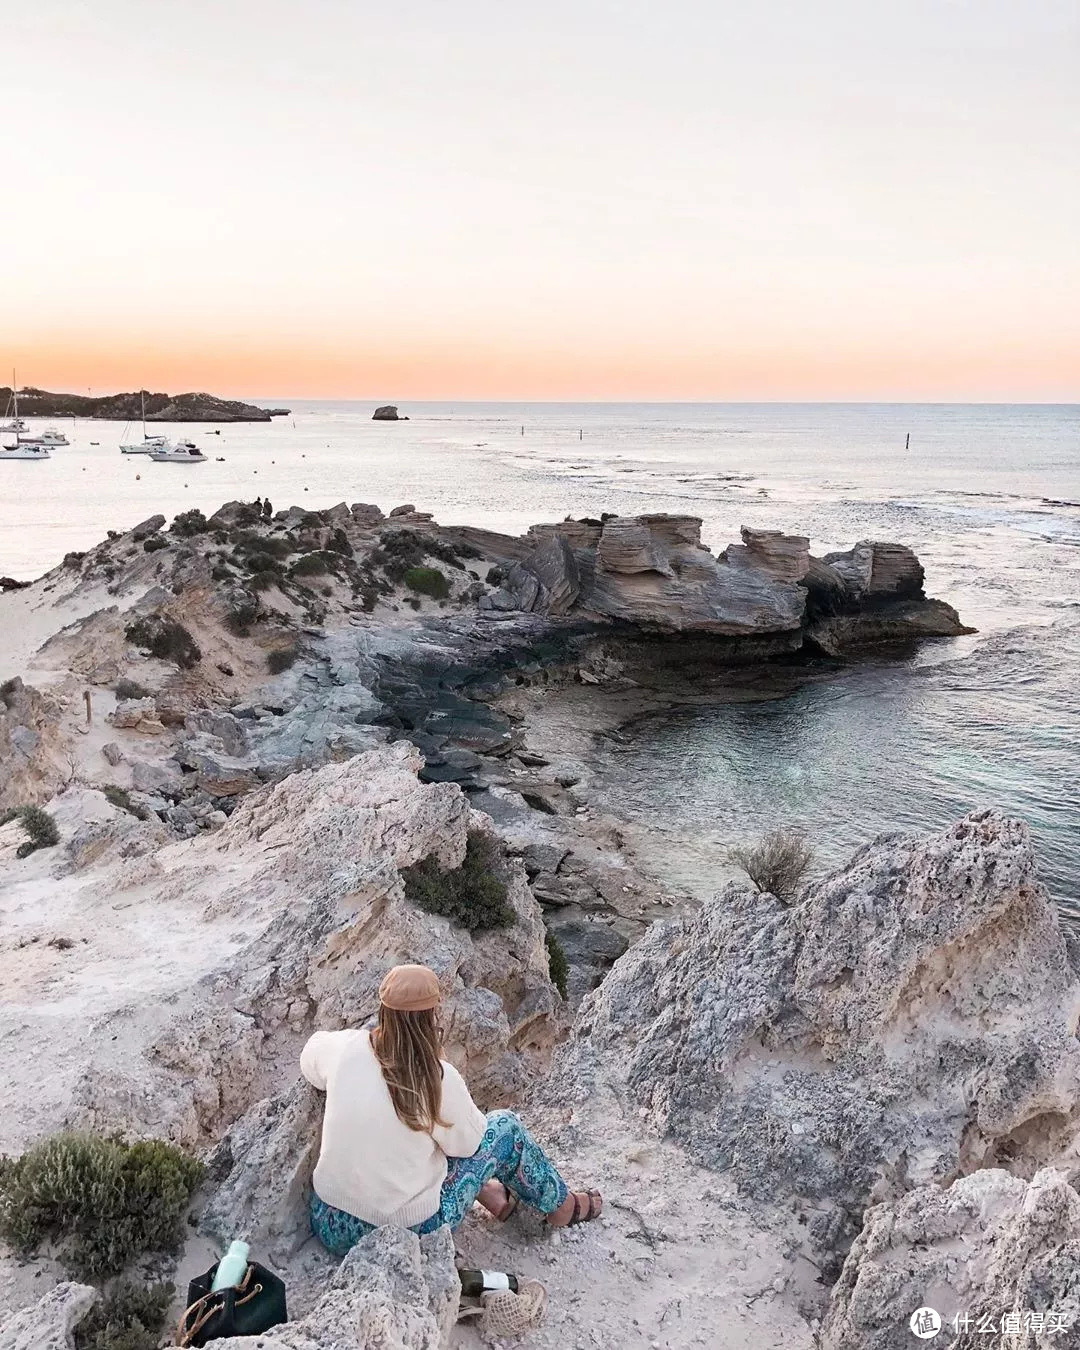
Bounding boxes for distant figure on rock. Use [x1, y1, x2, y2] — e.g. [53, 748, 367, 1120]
[302, 963, 602, 1253]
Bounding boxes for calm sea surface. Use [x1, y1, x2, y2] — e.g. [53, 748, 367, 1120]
[2, 402, 1077, 905]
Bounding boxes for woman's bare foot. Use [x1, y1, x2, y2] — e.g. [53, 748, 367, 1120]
[477, 1178, 519, 1221]
[545, 1189, 603, 1228]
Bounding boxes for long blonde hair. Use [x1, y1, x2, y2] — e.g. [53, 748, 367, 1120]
[371, 1005, 450, 1133]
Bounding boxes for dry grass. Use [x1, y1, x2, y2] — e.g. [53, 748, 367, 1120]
[727, 828, 814, 903]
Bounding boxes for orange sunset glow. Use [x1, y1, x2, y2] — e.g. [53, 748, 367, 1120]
[6, 0, 1079, 402]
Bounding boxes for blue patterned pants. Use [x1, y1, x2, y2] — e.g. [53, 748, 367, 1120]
[309, 1109, 569, 1256]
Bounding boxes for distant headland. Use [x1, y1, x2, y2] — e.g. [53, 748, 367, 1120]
[2, 387, 289, 422]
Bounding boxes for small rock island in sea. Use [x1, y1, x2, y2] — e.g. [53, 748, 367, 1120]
[4, 386, 287, 422]
[372, 404, 408, 420]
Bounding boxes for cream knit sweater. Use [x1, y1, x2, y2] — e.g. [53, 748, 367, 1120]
[301, 1027, 488, 1227]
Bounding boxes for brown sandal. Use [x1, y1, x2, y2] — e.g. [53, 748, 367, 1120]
[547, 1189, 603, 1227]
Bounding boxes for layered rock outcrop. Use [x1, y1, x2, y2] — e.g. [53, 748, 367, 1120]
[547, 810, 1080, 1263]
[0, 744, 561, 1155]
[484, 513, 965, 647]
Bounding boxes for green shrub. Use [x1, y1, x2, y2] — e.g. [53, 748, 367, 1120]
[248, 569, 281, 592]
[170, 509, 209, 537]
[231, 531, 292, 561]
[403, 566, 450, 600]
[290, 551, 334, 578]
[0, 1132, 204, 1280]
[727, 827, 814, 903]
[142, 536, 168, 553]
[402, 831, 514, 932]
[74, 1280, 173, 1350]
[114, 678, 149, 701]
[224, 599, 259, 635]
[124, 616, 201, 670]
[545, 930, 569, 999]
[1, 805, 60, 858]
[102, 786, 145, 820]
[327, 527, 353, 556]
[266, 645, 298, 674]
[1, 677, 21, 707]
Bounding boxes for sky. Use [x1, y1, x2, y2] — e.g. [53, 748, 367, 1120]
[4, 0, 1078, 401]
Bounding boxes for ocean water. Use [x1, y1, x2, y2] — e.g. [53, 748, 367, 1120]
[2, 401, 1077, 903]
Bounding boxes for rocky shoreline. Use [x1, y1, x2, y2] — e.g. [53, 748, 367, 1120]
[5, 498, 1070, 1350]
[3, 387, 285, 422]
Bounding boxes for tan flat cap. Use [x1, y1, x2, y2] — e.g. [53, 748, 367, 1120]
[378, 963, 442, 1012]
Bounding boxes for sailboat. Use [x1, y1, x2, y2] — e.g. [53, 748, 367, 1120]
[120, 391, 168, 454]
[1, 378, 51, 459]
[1, 372, 29, 436]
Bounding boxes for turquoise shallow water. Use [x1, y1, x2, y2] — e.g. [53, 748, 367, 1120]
[2, 400, 1077, 903]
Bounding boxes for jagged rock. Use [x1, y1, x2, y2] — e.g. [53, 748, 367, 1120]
[822, 1167, 1080, 1349]
[130, 757, 183, 794]
[130, 513, 166, 541]
[520, 841, 570, 877]
[808, 597, 971, 654]
[185, 709, 250, 757]
[202, 1078, 325, 1256]
[31, 744, 562, 1150]
[351, 503, 385, 527]
[0, 679, 67, 810]
[209, 1228, 457, 1350]
[823, 541, 925, 602]
[178, 746, 259, 796]
[727, 527, 810, 582]
[374, 406, 403, 421]
[0, 1281, 97, 1350]
[101, 742, 124, 766]
[107, 697, 165, 734]
[550, 811, 1080, 1261]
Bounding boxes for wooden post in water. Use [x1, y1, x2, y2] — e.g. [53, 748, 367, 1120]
[905, 433, 910, 449]
[84, 690, 92, 727]
[521, 425, 524, 436]
[579, 429, 583, 440]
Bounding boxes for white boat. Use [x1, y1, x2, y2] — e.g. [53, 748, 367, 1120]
[1, 373, 29, 435]
[149, 438, 206, 463]
[0, 441, 50, 461]
[120, 391, 168, 454]
[38, 427, 69, 446]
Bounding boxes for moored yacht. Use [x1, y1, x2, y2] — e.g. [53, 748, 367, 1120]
[149, 438, 205, 463]
[38, 427, 70, 446]
[0, 440, 50, 461]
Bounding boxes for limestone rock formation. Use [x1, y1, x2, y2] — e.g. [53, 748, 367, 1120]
[1, 744, 561, 1155]
[484, 512, 962, 647]
[548, 811, 1080, 1261]
[0, 1282, 97, 1350]
[210, 1228, 457, 1350]
[822, 1167, 1080, 1349]
[373, 405, 404, 421]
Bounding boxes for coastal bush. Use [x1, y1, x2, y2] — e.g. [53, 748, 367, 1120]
[142, 536, 168, 553]
[114, 678, 149, 701]
[0, 1132, 204, 1280]
[266, 645, 299, 674]
[124, 616, 201, 670]
[728, 828, 814, 903]
[545, 930, 569, 999]
[224, 599, 260, 635]
[0, 677, 20, 707]
[404, 566, 450, 600]
[102, 786, 145, 820]
[74, 1280, 173, 1350]
[290, 551, 336, 578]
[402, 831, 515, 933]
[231, 531, 293, 561]
[248, 568, 282, 592]
[0, 805, 60, 858]
[169, 508, 209, 537]
[327, 527, 353, 556]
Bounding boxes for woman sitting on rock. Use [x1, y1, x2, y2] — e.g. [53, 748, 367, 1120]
[302, 963, 602, 1255]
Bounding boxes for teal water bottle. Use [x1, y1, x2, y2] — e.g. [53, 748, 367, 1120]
[211, 1240, 250, 1292]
